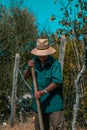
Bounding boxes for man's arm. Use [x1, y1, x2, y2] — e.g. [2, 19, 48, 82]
[43, 82, 59, 93]
[23, 60, 34, 79]
[23, 68, 31, 79]
[34, 82, 60, 99]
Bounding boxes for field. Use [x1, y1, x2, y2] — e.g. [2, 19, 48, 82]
[0, 116, 35, 130]
[0, 112, 35, 130]
[0, 123, 34, 130]
[0, 113, 86, 130]
[0, 122, 86, 130]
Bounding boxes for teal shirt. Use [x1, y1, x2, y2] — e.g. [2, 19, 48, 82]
[31, 55, 64, 113]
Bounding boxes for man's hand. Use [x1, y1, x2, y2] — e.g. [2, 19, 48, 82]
[34, 90, 44, 100]
[28, 60, 34, 68]
[23, 60, 34, 79]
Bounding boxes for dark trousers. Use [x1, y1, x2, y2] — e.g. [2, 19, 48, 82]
[34, 111, 65, 130]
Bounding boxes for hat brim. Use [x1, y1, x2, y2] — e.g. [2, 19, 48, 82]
[31, 47, 56, 56]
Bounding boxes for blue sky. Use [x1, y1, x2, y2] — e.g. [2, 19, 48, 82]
[25, 0, 78, 33]
[23, 0, 62, 33]
[0, 0, 63, 33]
[0, 0, 77, 33]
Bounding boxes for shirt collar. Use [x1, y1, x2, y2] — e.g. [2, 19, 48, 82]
[35, 55, 51, 69]
[37, 55, 51, 65]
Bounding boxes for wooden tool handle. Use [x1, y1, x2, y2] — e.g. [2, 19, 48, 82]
[31, 67, 44, 130]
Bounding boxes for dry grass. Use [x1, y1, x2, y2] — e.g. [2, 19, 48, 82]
[0, 116, 86, 130]
[0, 122, 34, 130]
[0, 115, 35, 130]
[0, 122, 86, 130]
[0, 120, 35, 130]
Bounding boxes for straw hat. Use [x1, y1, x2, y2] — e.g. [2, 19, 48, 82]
[31, 39, 56, 56]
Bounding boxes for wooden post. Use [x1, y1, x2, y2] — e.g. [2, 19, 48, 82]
[11, 53, 20, 127]
[59, 34, 66, 74]
[72, 33, 87, 130]
[31, 67, 44, 130]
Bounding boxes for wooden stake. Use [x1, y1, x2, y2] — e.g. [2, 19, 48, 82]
[31, 67, 44, 130]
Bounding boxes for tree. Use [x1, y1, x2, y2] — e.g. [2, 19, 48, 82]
[0, 2, 38, 118]
[51, 0, 87, 39]
[50, 0, 87, 129]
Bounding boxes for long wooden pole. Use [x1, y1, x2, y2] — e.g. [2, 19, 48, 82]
[59, 34, 66, 75]
[31, 67, 44, 130]
[11, 53, 20, 127]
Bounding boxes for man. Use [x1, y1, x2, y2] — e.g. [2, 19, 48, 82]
[23, 39, 64, 130]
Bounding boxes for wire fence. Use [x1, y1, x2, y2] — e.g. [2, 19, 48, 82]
[0, 53, 87, 130]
